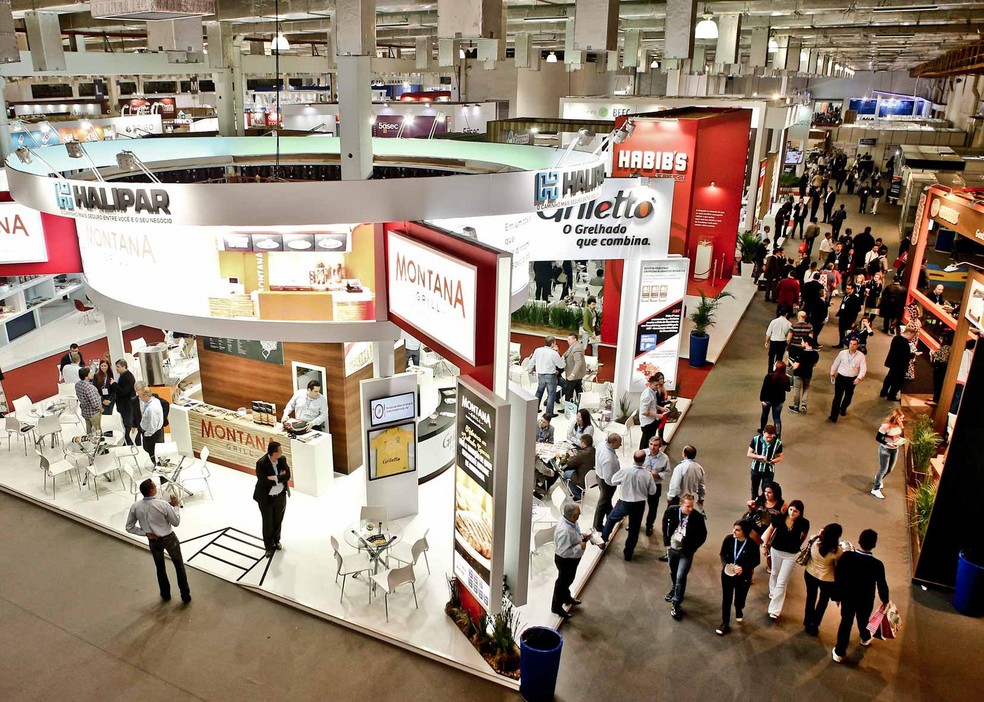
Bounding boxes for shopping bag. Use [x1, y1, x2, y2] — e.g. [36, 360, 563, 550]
[866, 605, 886, 640]
[880, 601, 901, 640]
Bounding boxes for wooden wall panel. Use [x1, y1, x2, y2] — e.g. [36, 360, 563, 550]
[197, 339, 364, 473]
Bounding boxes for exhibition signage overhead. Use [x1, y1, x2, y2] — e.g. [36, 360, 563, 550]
[0, 202, 47, 264]
[453, 376, 510, 614]
[533, 162, 606, 212]
[530, 177, 673, 260]
[386, 230, 479, 366]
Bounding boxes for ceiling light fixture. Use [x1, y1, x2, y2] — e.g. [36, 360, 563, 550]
[768, 37, 779, 53]
[64, 141, 105, 182]
[694, 15, 718, 40]
[522, 16, 569, 23]
[13, 146, 66, 180]
[115, 150, 161, 183]
[272, 33, 290, 52]
[650, 58, 660, 69]
[871, 4, 939, 12]
[546, 51, 558, 63]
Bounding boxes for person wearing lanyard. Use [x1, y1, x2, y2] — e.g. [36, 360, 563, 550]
[598, 450, 657, 562]
[125, 478, 191, 603]
[662, 493, 708, 620]
[282, 380, 329, 431]
[592, 433, 622, 532]
[551, 501, 592, 619]
[747, 426, 784, 501]
[643, 436, 671, 540]
[716, 520, 760, 635]
[136, 382, 164, 461]
[253, 441, 291, 557]
[828, 337, 867, 422]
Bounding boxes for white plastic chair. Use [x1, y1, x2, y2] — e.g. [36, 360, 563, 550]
[180, 445, 213, 500]
[6, 416, 35, 454]
[370, 564, 418, 622]
[34, 414, 62, 449]
[389, 532, 431, 575]
[583, 469, 600, 494]
[530, 526, 556, 567]
[578, 391, 602, 412]
[605, 411, 637, 455]
[100, 413, 126, 447]
[87, 451, 123, 500]
[36, 447, 81, 499]
[12, 395, 34, 418]
[330, 535, 373, 604]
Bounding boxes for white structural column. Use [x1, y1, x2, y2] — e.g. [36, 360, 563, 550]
[573, 0, 618, 52]
[372, 341, 396, 379]
[663, 0, 697, 61]
[772, 36, 789, 72]
[437, 0, 502, 39]
[563, 19, 584, 68]
[24, 11, 65, 71]
[715, 13, 742, 68]
[0, 76, 10, 159]
[785, 38, 802, 72]
[622, 29, 641, 69]
[335, 0, 374, 181]
[206, 22, 237, 137]
[104, 313, 126, 372]
[748, 27, 769, 70]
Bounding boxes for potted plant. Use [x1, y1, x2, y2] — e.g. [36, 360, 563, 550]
[688, 290, 734, 367]
[908, 415, 941, 477]
[737, 231, 761, 279]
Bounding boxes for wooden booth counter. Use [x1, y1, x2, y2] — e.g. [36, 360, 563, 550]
[256, 289, 374, 322]
[170, 402, 334, 497]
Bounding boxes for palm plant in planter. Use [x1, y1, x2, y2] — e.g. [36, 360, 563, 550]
[737, 232, 761, 279]
[689, 290, 734, 367]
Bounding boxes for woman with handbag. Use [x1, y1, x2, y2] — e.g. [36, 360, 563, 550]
[745, 482, 786, 573]
[802, 523, 844, 635]
[716, 520, 761, 636]
[871, 409, 905, 499]
[762, 500, 810, 620]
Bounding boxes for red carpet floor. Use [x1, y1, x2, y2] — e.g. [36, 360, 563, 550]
[2, 326, 164, 404]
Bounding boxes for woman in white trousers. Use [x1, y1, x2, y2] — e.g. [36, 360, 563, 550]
[762, 500, 810, 620]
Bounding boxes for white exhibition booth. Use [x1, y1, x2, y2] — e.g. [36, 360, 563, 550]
[0, 137, 688, 686]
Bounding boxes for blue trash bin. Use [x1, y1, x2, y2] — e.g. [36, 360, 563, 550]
[520, 626, 563, 702]
[954, 549, 984, 617]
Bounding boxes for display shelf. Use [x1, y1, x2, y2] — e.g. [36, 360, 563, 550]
[0, 274, 86, 346]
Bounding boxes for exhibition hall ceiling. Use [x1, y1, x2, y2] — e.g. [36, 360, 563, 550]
[6, 0, 983, 72]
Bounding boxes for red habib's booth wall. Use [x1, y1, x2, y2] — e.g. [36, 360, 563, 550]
[611, 107, 751, 277]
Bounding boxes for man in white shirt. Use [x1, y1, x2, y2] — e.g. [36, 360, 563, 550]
[828, 337, 867, 422]
[61, 358, 82, 384]
[592, 433, 622, 532]
[136, 381, 164, 462]
[531, 336, 565, 417]
[765, 312, 793, 372]
[817, 232, 833, 263]
[638, 373, 667, 449]
[599, 450, 658, 562]
[282, 380, 329, 430]
[125, 479, 191, 603]
[644, 436, 671, 539]
[667, 445, 706, 511]
[551, 501, 591, 619]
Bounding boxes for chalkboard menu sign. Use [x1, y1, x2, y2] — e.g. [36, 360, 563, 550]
[201, 336, 284, 365]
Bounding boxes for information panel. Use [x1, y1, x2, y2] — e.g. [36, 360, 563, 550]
[201, 336, 284, 365]
[0, 203, 47, 264]
[631, 259, 688, 392]
[453, 377, 509, 613]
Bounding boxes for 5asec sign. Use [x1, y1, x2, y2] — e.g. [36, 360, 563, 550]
[533, 163, 605, 211]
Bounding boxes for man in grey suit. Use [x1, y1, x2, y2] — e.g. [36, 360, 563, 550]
[559, 333, 587, 402]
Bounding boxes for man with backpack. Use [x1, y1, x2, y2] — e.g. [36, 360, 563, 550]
[135, 381, 168, 462]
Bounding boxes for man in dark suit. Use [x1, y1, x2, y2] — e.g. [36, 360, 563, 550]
[822, 187, 837, 223]
[662, 493, 708, 620]
[59, 343, 84, 371]
[835, 283, 863, 348]
[114, 359, 137, 445]
[832, 529, 890, 663]
[532, 260, 554, 302]
[254, 441, 291, 557]
[880, 327, 915, 401]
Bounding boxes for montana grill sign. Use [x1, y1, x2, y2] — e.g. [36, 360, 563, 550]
[533, 164, 605, 211]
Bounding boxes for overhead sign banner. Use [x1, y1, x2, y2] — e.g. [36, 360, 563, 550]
[453, 377, 510, 614]
[386, 230, 478, 365]
[0, 202, 47, 264]
[631, 259, 688, 392]
[533, 162, 605, 212]
[530, 177, 673, 260]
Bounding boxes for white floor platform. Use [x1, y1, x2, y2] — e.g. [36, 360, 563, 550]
[0, 399, 624, 688]
[679, 276, 758, 365]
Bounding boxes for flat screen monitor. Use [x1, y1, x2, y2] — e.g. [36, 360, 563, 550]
[369, 392, 416, 427]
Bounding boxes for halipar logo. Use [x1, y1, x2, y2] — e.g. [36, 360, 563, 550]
[533, 164, 605, 210]
[55, 181, 74, 211]
[54, 181, 171, 217]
